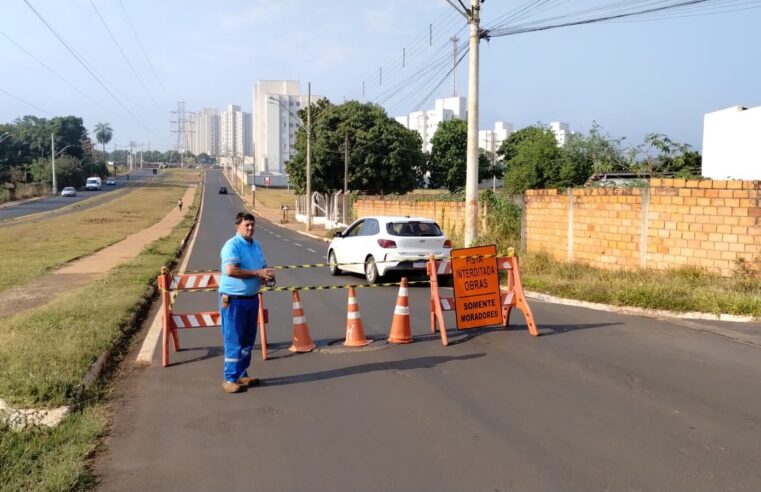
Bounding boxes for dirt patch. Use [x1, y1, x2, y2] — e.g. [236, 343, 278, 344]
[0, 273, 98, 317]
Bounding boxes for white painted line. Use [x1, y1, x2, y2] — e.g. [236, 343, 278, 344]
[282, 238, 289, 242]
[307, 248, 317, 253]
[275, 234, 281, 238]
[293, 242, 302, 247]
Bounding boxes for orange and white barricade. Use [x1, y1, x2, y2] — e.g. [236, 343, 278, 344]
[427, 252, 538, 345]
[157, 266, 269, 367]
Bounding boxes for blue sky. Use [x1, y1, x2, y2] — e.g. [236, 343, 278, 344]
[2, 0, 759, 152]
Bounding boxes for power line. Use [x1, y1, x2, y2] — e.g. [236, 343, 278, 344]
[118, 0, 172, 104]
[0, 87, 54, 116]
[89, 0, 164, 115]
[22, 0, 163, 140]
[0, 30, 117, 116]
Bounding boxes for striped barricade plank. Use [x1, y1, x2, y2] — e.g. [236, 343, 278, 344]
[170, 273, 222, 290]
[171, 312, 221, 329]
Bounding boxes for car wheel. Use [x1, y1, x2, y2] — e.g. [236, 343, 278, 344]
[328, 250, 341, 276]
[365, 256, 379, 285]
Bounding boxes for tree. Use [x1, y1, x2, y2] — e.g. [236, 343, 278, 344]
[93, 122, 113, 160]
[635, 133, 701, 178]
[427, 119, 490, 192]
[286, 100, 425, 194]
[498, 125, 564, 194]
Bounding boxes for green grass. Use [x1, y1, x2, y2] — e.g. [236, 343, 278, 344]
[0, 174, 200, 491]
[0, 407, 105, 492]
[520, 252, 761, 317]
[0, 170, 196, 294]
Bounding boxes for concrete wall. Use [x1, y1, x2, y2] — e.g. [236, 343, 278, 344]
[702, 105, 761, 180]
[525, 179, 761, 277]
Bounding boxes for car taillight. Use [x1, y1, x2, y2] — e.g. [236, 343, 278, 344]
[377, 239, 397, 248]
[443, 239, 452, 248]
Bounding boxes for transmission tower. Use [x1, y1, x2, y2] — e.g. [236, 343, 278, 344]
[170, 101, 194, 167]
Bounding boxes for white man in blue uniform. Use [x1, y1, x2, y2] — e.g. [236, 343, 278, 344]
[219, 212, 275, 394]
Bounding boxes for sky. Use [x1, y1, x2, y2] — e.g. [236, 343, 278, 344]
[2, 0, 760, 152]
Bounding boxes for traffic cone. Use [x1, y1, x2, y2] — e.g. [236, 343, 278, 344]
[388, 277, 413, 344]
[344, 286, 371, 347]
[289, 290, 316, 352]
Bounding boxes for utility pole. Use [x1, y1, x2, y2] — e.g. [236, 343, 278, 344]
[306, 82, 312, 232]
[343, 133, 349, 225]
[464, 0, 481, 246]
[492, 132, 497, 192]
[50, 133, 57, 194]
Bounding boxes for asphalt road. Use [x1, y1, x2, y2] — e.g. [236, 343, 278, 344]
[0, 170, 150, 222]
[96, 170, 761, 492]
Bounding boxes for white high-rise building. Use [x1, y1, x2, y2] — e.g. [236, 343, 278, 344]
[479, 121, 513, 156]
[220, 104, 253, 159]
[189, 108, 220, 156]
[550, 121, 571, 147]
[253, 80, 323, 177]
[395, 96, 466, 152]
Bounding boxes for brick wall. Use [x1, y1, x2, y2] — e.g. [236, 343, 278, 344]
[525, 179, 761, 277]
[353, 198, 468, 241]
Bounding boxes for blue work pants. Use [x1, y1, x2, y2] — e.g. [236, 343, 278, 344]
[220, 295, 259, 383]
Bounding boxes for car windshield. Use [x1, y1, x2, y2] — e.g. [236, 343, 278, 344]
[386, 221, 443, 237]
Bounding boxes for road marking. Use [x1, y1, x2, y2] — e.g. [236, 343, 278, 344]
[307, 248, 317, 253]
[275, 234, 281, 238]
[282, 238, 289, 242]
[293, 242, 302, 247]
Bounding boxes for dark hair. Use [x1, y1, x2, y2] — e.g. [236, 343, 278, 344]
[235, 212, 256, 225]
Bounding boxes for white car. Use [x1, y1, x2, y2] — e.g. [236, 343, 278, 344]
[106, 177, 116, 185]
[60, 186, 77, 197]
[327, 216, 452, 284]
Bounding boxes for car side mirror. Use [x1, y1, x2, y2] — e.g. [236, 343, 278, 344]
[334, 231, 343, 238]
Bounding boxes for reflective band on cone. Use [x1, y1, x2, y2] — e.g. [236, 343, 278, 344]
[388, 277, 413, 344]
[344, 286, 371, 347]
[289, 290, 316, 352]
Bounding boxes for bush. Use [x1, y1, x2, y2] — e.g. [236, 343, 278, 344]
[475, 190, 522, 254]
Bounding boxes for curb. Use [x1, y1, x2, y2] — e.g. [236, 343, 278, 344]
[524, 290, 757, 323]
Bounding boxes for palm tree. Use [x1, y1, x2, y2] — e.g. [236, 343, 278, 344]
[93, 122, 113, 161]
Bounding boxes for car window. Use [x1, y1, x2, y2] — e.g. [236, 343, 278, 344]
[360, 219, 379, 236]
[344, 220, 365, 237]
[386, 221, 443, 237]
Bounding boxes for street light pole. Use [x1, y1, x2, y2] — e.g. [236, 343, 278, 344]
[51, 133, 57, 194]
[306, 81, 312, 232]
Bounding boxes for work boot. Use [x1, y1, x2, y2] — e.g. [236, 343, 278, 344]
[222, 381, 242, 393]
[237, 376, 261, 387]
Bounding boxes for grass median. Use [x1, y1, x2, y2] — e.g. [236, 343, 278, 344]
[0, 170, 196, 294]
[0, 172, 200, 491]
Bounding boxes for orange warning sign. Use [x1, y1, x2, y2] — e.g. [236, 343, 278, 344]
[451, 244, 503, 329]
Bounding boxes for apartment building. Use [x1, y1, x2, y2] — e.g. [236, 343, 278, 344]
[478, 121, 513, 156]
[395, 96, 466, 152]
[220, 104, 253, 159]
[253, 80, 323, 179]
[549, 121, 571, 147]
[189, 108, 220, 156]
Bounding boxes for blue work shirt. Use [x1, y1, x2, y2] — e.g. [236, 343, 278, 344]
[219, 233, 267, 296]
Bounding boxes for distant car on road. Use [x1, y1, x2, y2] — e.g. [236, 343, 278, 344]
[106, 177, 116, 185]
[327, 216, 452, 284]
[60, 187, 77, 197]
[218, 186, 228, 194]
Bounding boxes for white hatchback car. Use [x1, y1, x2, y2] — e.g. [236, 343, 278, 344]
[327, 216, 452, 284]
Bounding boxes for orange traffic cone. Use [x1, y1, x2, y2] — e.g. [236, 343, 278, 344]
[388, 277, 413, 344]
[289, 290, 316, 352]
[344, 286, 371, 347]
